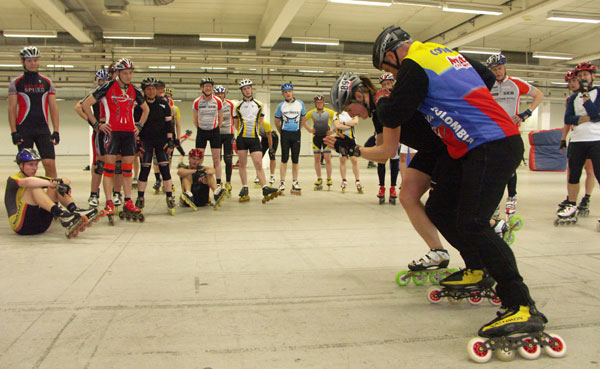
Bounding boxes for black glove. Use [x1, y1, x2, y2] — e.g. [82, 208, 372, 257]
[51, 131, 60, 144]
[195, 167, 207, 177]
[333, 136, 360, 157]
[11, 132, 23, 145]
[560, 140, 567, 150]
[517, 109, 532, 121]
[268, 147, 275, 157]
[580, 80, 589, 94]
[167, 137, 175, 150]
[56, 183, 71, 196]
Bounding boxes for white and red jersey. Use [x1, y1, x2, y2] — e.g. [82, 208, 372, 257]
[9, 71, 56, 133]
[92, 79, 144, 132]
[490, 76, 534, 117]
[193, 94, 223, 130]
[219, 99, 235, 135]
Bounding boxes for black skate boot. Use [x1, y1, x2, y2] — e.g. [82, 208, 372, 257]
[478, 305, 547, 338]
[166, 195, 176, 216]
[180, 192, 197, 211]
[73, 207, 101, 229]
[428, 269, 501, 305]
[213, 188, 226, 210]
[135, 196, 145, 209]
[577, 195, 590, 217]
[58, 211, 85, 238]
[239, 186, 250, 202]
[440, 268, 494, 288]
[262, 186, 280, 203]
[153, 180, 162, 195]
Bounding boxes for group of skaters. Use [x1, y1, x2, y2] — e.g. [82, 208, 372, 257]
[5, 30, 599, 360]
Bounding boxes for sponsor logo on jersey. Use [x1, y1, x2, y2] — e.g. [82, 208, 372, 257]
[446, 55, 471, 70]
[430, 106, 474, 144]
[430, 46, 453, 56]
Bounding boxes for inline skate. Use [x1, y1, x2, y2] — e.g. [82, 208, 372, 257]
[467, 306, 566, 363]
[225, 182, 232, 198]
[554, 202, 577, 226]
[377, 186, 385, 205]
[269, 175, 276, 185]
[577, 195, 590, 217]
[279, 181, 286, 196]
[253, 177, 261, 188]
[135, 196, 145, 210]
[326, 177, 332, 191]
[341, 179, 348, 193]
[213, 189, 227, 210]
[58, 211, 86, 238]
[262, 186, 281, 203]
[239, 186, 250, 202]
[389, 186, 397, 205]
[426, 269, 501, 306]
[112, 191, 123, 213]
[166, 195, 176, 215]
[291, 180, 302, 195]
[314, 178, 323, 191]
[180, 192, 197, 211]
[505, 196, 517, 215]
[153, 179, 162, 195]
[396, 249, 455, 286]
[74, 207, 101, 229]
[104, 201, 115, 226]
[132, 177, 138, 189]
[355, 180, 364, 194]
[88, 193, 99, 208]
[119, 199, 145, 222]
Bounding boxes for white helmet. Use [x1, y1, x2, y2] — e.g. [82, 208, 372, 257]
[20, 46, 40, 59]
[238, 78, 253, 89]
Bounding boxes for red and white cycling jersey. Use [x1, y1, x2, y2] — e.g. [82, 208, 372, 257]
[9, 71, 56, 132]
[92, 80, 144, 132]
[490, 76, 533, 117]
[193, 94, 223, 130]
[219, 99, 235, 135]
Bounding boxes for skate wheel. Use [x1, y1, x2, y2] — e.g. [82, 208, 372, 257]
[395, 271, 411, 287]
[467, 337, 492, 363]
[543, 333, 567, 358]
[495, 348, 515, 361]
[429, 272, 444, 285]
[412, 272, 427, 286]
[169, 208, 175, 216]
[138, 214, 145, 222]
[426, 286, 443, 304]
[467, 292, 483, 305]
[447, 291, 462, 304]
[504, 232, 515, 246]
[509, 216, 523, 231]
[488, 293, 502, 306]
[553, 219, 559, 227]
[518, 338, 541, 360]
[66, 232, 73, 239]
[119, 211, 125, 220]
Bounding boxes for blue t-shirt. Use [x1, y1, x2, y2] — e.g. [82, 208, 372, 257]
[275, 99, 306, 132]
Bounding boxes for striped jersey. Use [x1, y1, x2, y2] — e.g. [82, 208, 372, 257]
[234, 98, 265, 138]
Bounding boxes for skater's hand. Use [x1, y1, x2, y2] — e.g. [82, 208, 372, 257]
[99, 123, 111, 134]
[11, 132, 23, 145]
[56, 183, 71, 196]
[323, 135, 337, 149]
[333, 135, 360, 157]
[516, 109, 532, 123]
[559, 139, 567, 153]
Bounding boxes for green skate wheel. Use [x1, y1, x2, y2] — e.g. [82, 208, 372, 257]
[395, 271, 411, 286]
[504, 232, 516, 245]
[510, 216, 524, 231]
[429, 271, 444, 285]
[412, 272, 427, 286]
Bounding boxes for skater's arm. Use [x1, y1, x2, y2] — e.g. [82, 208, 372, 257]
[48, 94, 60, 138]
[267, 131, 273, 148]
[274, 117, 282, 134]
[8, 94, 20, 144]
[74, 99, 88, 121]
[137, 101, 150, 126]
[17, 176, 60, 189]
[357, 127, 402, 163]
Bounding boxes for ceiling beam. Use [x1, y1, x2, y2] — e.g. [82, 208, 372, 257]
[31, 0, 93, 44]
[430, 0, 577, 49]
[256, 0, 305, 50]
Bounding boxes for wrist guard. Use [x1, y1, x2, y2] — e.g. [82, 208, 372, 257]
[11, 132, 22, 145]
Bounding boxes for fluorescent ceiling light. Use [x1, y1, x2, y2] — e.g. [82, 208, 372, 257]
[328, 0, 392, 6]
[0, 64, 23, 67]
[149, 65, 176, 69]
[3, 29, 57, 38]
[299, 69, 325, 73]
[443, 2, 503, 15]
[547, 10, 600, 24]
[204, 67, 227, 70]
[103, 32, 154, 40]
[395, 0, 441, 8]
[292, 37, 340, 46]
[532, 52, 573, 60]
[459, 46, 501, 55]
[551, 81, 568, 85]
[47, 64, 74, 68]
[199, 34, 249, 42]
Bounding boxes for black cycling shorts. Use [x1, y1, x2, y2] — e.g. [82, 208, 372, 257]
[105, 131, 136, 156]
[236, 137, 261, 153]
[16, 204, 53, 235]
[17, 131, 55, 160]
[196, 127, 220, 150]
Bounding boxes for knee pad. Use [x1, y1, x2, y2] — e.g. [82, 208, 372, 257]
[139, 165, 151, 182]
[103, 162, 116, 178]
[94, 160, 104, 175]
[121, 162, 133, 177]
[159, 163, 172, 181]
[115, 160, 122, 174]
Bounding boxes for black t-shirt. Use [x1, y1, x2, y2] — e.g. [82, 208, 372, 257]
[135, 97, 171, 139]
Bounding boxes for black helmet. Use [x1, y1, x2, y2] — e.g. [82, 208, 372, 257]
[201, 77, 215, 86]
[372, 26, 411, 70]
[141, 76, 158, 89]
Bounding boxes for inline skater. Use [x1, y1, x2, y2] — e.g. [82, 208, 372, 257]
[178, 149, 226, 210]
[305, 95, 335, 191]
[9, 47, 60, 179]
[487, 53, 545, 215]
[214, 85, 236, 195]
[134, 77, 176, 215]
[233, 79, 280, 203]
[259, 120, 278, 186]
[557, 62, 600, 228]
[333, 111, 363, 194]
[5, 149, 98, 238]
[81, 58, 149, 223]
[331, 26, 547, 339]
[193, 77, 223, 187]
[274, 83, 308, 195]
[376, 73, 400, 204]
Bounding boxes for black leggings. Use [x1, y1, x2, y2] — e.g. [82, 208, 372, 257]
[377, 159, 399, 186]
[280, 130, 301, 164]
[567, 140, 600, 185]
[425, 136, 534, 308]
[220, 134, 234, 183]
[507, 172, 517, 197]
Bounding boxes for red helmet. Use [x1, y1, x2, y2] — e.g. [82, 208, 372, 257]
[189, 148, 203, 158]
[115, 58, 134, 71]
[574, 62, 596, 74]
[379, 73, 395, 83]
[564, 70, 576, 81]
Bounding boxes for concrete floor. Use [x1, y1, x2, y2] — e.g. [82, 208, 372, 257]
[0, 156, 599, 369]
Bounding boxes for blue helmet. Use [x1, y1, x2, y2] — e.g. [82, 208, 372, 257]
[16, 148, 41, 164]
[486, 54, 506, 68]
[213, 85, 227, 94]
[281, 83, 294, 92]
[95, 69, 109, 81]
